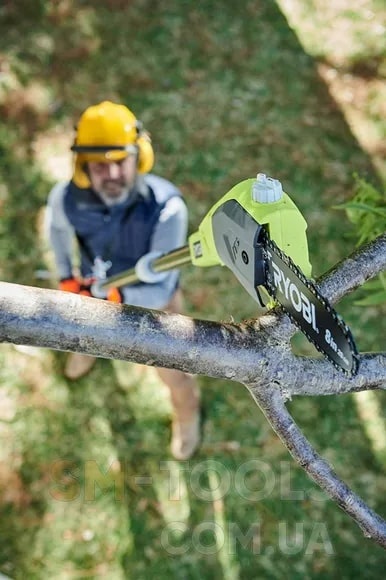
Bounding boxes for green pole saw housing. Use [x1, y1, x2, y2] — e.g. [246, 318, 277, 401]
[189, 177, 312, 303]
[189, 178, 312, 274]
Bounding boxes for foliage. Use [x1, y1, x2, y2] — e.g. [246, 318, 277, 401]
[335, 176, 386, 305]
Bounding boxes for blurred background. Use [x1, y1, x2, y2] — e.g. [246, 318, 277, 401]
[0, 1, 385, 578]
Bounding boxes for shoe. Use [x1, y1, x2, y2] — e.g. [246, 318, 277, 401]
[64, 353, 96, 380]
[170, 409, 201, 460]
[13, 345, 43, 357]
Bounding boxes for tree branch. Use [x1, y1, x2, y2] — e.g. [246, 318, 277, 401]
[0, 282, 273, 382]
[318, 233, 386, 304]
[0, 283, 385, 392]
[247, 384, 386, 547]
[272, 232, 386, 343]
[267, 352, 386, 398]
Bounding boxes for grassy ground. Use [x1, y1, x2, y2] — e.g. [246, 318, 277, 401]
[0, 1, 385, 578]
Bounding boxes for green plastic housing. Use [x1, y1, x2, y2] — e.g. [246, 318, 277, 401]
[188, 178, 312, 278]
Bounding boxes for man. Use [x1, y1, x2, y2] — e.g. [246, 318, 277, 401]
[45, 101, 200, 460]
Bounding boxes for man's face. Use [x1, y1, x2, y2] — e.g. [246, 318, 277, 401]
[87, 155, 137, 202]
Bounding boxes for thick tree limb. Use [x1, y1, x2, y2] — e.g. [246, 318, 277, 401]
[0, 233, 385, 546]
[1, 283, 385, 393]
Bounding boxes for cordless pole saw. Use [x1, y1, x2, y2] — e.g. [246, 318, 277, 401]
[99, 173, 359, 376]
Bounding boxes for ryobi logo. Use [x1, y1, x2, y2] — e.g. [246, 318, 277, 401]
[268, 252, 319, 334]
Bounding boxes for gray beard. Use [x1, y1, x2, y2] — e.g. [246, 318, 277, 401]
[97, 188, 131, 206]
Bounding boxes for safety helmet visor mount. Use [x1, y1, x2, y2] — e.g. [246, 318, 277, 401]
[72, 143, 138, 164]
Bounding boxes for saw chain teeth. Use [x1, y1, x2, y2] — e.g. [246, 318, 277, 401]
[261, 231, 358, 377]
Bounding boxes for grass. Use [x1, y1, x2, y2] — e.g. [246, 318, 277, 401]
[0, 1, 385, 578]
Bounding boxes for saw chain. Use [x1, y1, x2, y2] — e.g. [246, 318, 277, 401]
[260, 230, 359, 376]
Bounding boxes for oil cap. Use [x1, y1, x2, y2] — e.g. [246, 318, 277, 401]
[252, 173, 283, 203]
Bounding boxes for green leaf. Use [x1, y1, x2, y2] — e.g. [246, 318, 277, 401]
[354, 291, 386, 306]
[335, 201, 386, 218]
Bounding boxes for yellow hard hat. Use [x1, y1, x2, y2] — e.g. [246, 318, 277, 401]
[71, 101, 155, 188]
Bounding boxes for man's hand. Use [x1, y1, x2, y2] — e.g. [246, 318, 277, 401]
[135, 251, 168, 283]
[59, 277, 92, 296]
[106, 288, 123, 303]
[59, 278, 122, 303]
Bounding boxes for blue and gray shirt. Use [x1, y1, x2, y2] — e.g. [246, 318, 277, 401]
[45, 174, 188, 309]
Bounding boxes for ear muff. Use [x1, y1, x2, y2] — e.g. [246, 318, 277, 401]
[137, 132, 155, 174]
[73, 156, 92, 189]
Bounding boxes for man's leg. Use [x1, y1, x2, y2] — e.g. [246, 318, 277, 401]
[156, 289, 201, 460]
[64, 353, 96, 380]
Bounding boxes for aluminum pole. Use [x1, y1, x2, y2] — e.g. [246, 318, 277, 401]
[100, 245, 192, 290]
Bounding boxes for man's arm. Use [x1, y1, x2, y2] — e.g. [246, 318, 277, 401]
[44, 183, 75, 280]
[120, 196, 188, 309]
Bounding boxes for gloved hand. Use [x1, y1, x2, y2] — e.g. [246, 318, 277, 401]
[106, 287, 123, 303]
[59, 277, 92, 296]
[135, 251, 169, 283]
[88, 279, 122, 302]
[59, 277, 122, 302]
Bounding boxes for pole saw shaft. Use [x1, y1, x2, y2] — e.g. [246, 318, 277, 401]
[100, 245, 191, 290]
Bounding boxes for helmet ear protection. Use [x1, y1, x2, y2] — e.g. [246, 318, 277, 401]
[71, 101, 155, 189]
[135, 129, 155, 174]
